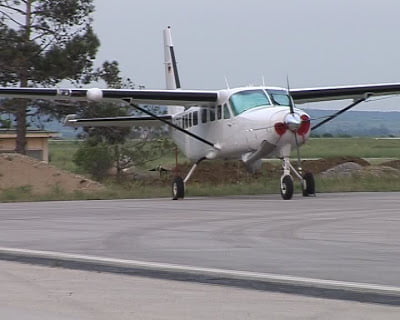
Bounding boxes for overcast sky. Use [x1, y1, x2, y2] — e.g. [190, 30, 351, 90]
[92, 0, 400, 110]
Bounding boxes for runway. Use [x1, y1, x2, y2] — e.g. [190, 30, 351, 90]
[0, 192, 399, 301]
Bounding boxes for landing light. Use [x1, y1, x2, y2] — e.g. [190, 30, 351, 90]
[298, 115, 311, 136]
[274, 122, 287, 136]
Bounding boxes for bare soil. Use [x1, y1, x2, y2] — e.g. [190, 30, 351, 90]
[0, 153, 104, 195]
[172, 156, 376, 184]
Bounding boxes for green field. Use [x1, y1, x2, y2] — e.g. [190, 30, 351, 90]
[300, 137, 400, 159]
[49, 137, 400, 171]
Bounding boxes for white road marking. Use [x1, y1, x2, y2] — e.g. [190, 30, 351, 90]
[0, 246, 399, 297]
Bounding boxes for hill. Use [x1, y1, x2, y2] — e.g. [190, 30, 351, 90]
[304, 109, 400, 137]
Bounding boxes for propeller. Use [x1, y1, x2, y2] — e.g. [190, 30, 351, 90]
[286, 76, 303, 172]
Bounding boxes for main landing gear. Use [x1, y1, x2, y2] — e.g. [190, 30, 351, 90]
[280, 157, 315, 200]
[171, 157, 315, 200]
[172, 157, 205, 200]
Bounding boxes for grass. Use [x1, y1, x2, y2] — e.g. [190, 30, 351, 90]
[49, 137, 400, 170]
[1, 137, 396, 202]
[300, 137, 400, 159]
[49, 140, 82, 172]
[2, 173, 399, 202]
[316, 176, 400, 193]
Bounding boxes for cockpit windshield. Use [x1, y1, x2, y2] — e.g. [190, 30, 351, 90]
[266, 89, 293, 107]
[229, 90, 270, 115]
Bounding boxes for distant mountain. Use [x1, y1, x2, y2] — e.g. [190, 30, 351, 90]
[304, 109, 400, 137]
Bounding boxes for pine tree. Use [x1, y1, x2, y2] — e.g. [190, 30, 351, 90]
[0, 0, 100, 153]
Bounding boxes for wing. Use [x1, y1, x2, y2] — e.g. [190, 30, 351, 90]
[64, 114, 171, 127]
[0, 87, 218, 106]
[290, 83, 400, 104]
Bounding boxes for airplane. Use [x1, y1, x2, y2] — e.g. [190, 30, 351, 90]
[2, 26, 400, 200]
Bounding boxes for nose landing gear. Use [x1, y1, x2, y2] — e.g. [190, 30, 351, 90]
[280, 157, 315, 200]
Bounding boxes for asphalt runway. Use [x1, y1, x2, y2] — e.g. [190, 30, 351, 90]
[0, 192, 399, 290]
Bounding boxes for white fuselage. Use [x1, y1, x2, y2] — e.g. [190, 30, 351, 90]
[169, 86, 311, 162]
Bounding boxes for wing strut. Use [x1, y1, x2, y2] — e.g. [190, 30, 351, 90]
[311, 94, 371, 131]
[125, 99, 217, 149]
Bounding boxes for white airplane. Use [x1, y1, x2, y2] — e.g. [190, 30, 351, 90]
[2, 26, 400, 200]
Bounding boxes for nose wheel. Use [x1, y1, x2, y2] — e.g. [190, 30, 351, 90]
[280, 157, 315, 200]
[280, 175, 294, 200]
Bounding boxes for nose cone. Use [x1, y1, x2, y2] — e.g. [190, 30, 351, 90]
[285, 113, 302, 131]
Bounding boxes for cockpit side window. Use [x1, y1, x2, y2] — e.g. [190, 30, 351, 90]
[266, 89, 293, 107]
[229, 90, 270, 116]
[223, 103, 231, 119]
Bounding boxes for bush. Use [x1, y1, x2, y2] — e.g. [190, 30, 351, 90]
[73, 142, 113, 180]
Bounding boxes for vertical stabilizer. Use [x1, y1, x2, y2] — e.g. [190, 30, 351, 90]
[164, 27, 184, 115]
[164, 26, 181, 90]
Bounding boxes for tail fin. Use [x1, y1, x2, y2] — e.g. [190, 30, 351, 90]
[163, 26, 184, 115]
[164, 26, 181, 90]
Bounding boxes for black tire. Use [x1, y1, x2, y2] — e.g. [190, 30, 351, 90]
[172, 176, 185, 200]
[302, 172, 315, 197]
[280, 175, 294, 200]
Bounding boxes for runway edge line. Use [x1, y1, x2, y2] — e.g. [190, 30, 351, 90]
[0, 247, 399, 305]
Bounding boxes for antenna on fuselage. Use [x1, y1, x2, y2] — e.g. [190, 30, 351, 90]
[262, 75, 266, 87]
[286, 75, 294, 114]
[224, 76, 230, 89]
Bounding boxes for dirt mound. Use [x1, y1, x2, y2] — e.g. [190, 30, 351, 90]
[381, 159, 400, 170]
[174, 161, 267, 184]
[302, 157, 370, 174]
[319, 162, 364, 178]
[359, 165, 400, 178]
[172, 156, 373, 184]
[0, 153, 104, 195]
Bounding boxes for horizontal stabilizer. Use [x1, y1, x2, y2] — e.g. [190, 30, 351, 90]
[64, 114, 172, 127]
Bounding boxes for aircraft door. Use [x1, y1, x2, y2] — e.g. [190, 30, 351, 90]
[221, 103, 245, 155]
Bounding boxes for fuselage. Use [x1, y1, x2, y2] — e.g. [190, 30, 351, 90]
[169, 86, 311, 162]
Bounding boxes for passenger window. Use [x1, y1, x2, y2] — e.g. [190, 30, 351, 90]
[193, 111, 198, 126]
[209, 108, 215, 121]
[217, 105, 222, 120]
[201, 109, 207, 123]
[184, 115, 188, 129]
[223, 104, 231, 119]
[189, 113, 192, 128]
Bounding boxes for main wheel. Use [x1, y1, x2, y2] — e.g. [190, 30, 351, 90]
[172, 176, 185, 200]
[280, 175, 294, 200]
[302, 172, 315, 197]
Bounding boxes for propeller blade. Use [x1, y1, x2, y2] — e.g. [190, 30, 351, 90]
[286, 75, 295, 114]
[293, 132, 302, 171]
